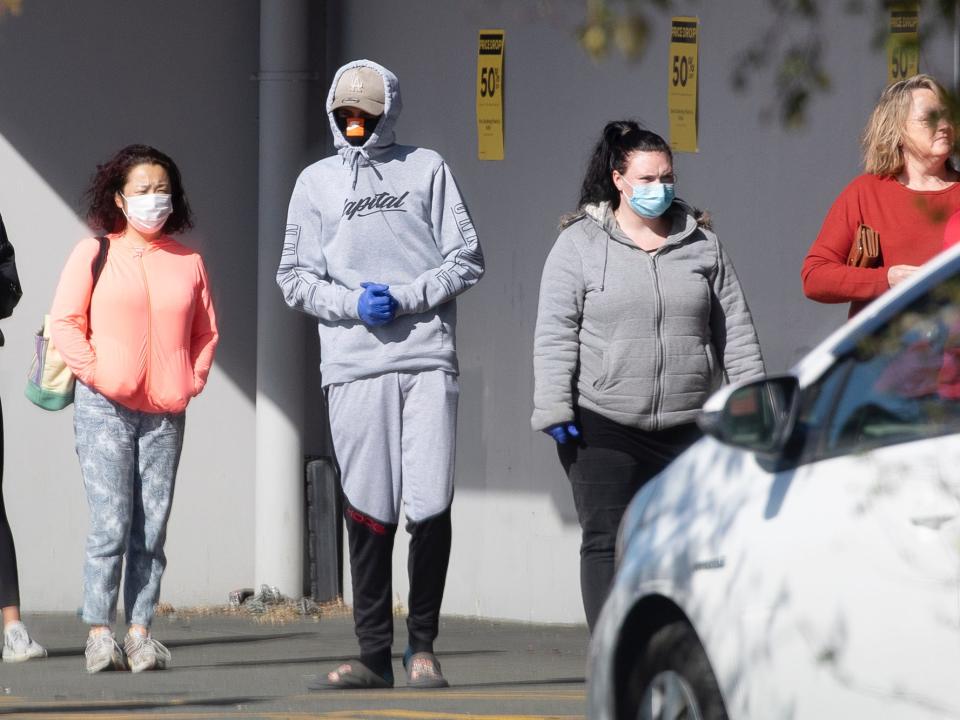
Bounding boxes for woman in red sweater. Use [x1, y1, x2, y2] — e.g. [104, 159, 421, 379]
[802, 74, 960, 317]
[50, 145, 218, 675]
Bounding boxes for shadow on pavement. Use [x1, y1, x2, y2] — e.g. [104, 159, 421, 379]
[0, 695, 270, 716]
[41, 631, 319, 658]
[175, 647, 507, 671]
[444, 676, 586, 689]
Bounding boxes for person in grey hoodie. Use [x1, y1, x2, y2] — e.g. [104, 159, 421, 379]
[531, 121, 764, 631]
[277, 60, 484, 690]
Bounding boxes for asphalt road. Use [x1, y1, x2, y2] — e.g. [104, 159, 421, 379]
[0, 612, 589, 719]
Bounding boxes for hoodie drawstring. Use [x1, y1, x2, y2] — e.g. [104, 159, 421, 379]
[600, 238, 608, 291]
[344, 147, 384, 190]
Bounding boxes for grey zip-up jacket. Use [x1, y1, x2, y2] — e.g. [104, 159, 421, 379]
[277, 60, 484, 386]
[531, 201, 764, 431]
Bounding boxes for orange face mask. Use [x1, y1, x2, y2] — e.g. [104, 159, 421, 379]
[345, 116, 365, 138]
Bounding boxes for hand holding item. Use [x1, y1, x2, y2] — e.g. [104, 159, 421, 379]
[357, 282, 397, 326]
[887, 264, 920, 288]
[544, 422, 580, 444]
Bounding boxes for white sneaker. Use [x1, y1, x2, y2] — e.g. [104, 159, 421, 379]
[85, 631, 126, 673]
[2, 621, 47, 663]
[124, 632, 171, 673]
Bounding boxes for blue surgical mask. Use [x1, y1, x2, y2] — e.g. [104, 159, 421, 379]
[623, 180, 675, 218]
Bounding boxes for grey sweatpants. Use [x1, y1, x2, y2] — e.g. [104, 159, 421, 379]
[326, 369, 458, 524]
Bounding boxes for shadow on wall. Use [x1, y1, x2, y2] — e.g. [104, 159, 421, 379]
[0, 1, 266, 404]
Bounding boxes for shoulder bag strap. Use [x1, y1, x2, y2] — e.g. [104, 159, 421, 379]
[86, 236, 109, 334]
[91, 236, 109, 286]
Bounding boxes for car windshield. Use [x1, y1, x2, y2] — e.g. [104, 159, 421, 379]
[826, 275, 960, 451]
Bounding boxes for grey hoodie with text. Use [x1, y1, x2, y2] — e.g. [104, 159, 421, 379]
[277, 60, 484, 386]
[532, 201, 764, 432]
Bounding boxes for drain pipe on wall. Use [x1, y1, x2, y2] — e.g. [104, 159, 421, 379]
[255, 0, 310, 598]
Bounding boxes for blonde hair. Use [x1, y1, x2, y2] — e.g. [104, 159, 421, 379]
[862, 74, 952, 177]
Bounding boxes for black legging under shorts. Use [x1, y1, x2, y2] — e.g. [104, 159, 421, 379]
[0, 396, 20, 608]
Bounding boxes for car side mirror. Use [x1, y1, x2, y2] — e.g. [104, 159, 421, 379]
[697, 375, 800, 455]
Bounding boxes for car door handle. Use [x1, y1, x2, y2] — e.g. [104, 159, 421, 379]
[910, 514, 957, 530]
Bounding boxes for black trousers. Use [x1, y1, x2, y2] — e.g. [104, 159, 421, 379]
[344, 501, 451, 674]
[0, 397, 20, 608]
[558, 409, 701, 631]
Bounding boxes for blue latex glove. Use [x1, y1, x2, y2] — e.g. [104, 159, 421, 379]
[544, 423, 580, 444]
[357, 282, 397, 326]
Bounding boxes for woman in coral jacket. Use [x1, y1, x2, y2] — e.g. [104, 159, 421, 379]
[50, 145, 218, 675]
[802, 74, 960, 318]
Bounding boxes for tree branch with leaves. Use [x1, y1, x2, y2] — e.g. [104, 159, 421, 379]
[575, 0, 960, 127]
[0, 0, 22, 19]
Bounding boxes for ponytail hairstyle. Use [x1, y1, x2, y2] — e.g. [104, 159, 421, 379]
[578, 121, 673, 210]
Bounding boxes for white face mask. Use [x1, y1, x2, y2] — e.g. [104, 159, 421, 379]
[121, 193, 173, 234]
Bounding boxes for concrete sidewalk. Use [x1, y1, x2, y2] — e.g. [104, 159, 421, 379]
[0, 612, 589, 719]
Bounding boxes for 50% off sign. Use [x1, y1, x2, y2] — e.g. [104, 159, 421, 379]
[887, 2, 919, 84]
[668, 16, 699, 153]
[477, 29, 505, 160]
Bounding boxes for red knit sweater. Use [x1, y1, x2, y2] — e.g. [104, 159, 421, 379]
[801, 174, 960, 316]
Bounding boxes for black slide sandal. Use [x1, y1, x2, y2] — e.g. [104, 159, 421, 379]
[308, 660, 394, 690]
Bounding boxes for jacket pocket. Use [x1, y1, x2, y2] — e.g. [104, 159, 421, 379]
[705, 344, 716, 382]
[89, 339, 140, 404]
[592, 350, 609, 390]
[149, 347, 193, 412]
[317, 312, 446, 371]
[372, 313, 444, 354]
[592, 339, 654, 393]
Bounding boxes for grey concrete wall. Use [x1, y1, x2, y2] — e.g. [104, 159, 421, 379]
[0, 0, 955, 624]
[0, 1, 262, 612]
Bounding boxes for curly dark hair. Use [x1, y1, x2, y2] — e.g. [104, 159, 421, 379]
[577, 121, 673, 210]
[83, 144, 193, 234]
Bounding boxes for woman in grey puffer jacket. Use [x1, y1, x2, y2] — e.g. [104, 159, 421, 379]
[531, 122, 765, 631]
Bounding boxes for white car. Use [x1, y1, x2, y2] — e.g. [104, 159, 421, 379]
[588, 244, 960, 720]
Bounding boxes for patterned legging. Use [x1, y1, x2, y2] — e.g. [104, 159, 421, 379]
[73, 383, 185, 627]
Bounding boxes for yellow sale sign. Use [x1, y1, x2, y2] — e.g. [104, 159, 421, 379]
[668, 17, 699, 153]
[477, 29, 505, 161]
[888, 2, 919, 84]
